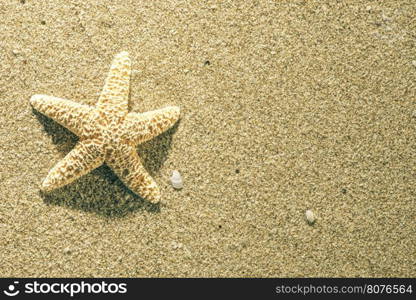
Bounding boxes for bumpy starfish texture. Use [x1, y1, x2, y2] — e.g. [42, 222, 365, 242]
[30, 51, 180, 203]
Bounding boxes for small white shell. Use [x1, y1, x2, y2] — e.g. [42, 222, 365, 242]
[305, 210, 316, 224]
[170, 170, 183, 189]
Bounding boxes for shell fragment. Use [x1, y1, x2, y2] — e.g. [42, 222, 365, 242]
[170, 170, 183, 189]
[305, 210, 316, 224]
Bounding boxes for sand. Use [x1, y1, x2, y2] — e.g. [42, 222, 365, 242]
[0, 0, 415, 277]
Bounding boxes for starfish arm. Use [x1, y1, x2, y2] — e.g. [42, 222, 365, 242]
[30, 94, 94, 137]
[122, 106, 180, 145]
[107, 147, 161, 203]
[97, 51, 131, 116]
[41, 140, 104, 192]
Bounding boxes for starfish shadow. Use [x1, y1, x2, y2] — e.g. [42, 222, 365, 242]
[32, 109, 180, 217]
[40, 173, 160, 218]
[137, 120, 180, 173]
[33, 109, 78, 153]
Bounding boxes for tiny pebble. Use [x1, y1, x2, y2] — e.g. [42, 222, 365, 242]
[170, 170, 183, 189]
[412, 60, 416, 67]
[305, 210, 316, 224]
[171, 241, 183, 249]
[270, 228, 278, 235]
[63, 247, 71, 254]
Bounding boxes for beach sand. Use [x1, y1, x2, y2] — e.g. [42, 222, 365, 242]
[0, 0, 415, 277]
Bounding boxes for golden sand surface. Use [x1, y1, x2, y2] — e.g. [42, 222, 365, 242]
[0, 0, 415, 277]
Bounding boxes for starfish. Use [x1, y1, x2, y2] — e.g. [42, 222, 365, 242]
[30, 51, 180, 203]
